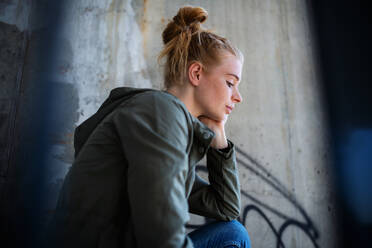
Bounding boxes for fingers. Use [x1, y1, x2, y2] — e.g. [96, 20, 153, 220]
[197, 115, 228, 149]
[198, 115, 228, 125]
[198, 115, 226, 134]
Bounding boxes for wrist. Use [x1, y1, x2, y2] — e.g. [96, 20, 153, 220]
[210, 130, 228, 149]
[218, 142, 231, 152]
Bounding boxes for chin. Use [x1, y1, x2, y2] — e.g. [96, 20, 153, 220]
[213, 114, 226, 122]
[204, 110, 225, 122]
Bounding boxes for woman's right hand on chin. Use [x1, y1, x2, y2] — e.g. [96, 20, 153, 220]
[198, 115, 228, 149]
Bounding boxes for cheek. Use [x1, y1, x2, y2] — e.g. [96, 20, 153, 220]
[209, 84, 223, 103]
[215, 82, 229, 99]
[201, 78, 227, 104]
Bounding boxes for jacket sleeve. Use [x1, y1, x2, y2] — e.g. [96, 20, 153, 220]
[112, 93, 193, 248]
[188, 140, 241, 221]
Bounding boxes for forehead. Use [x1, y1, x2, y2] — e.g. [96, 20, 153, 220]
[213, 54, 242, 79]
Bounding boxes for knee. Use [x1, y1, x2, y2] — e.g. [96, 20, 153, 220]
[223, 220, 251, 248]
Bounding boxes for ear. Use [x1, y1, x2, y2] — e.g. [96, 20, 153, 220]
[188, 61, 203, 87]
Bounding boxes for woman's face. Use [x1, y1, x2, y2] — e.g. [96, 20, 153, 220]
[195, 53, 243, 121]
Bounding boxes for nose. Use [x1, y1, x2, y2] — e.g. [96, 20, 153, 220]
[232, 87, 243, 103]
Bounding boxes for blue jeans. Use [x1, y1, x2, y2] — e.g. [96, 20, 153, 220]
[188, 220, 251, 248]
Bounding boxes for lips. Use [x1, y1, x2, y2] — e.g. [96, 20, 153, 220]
[226, 105, 234, 113]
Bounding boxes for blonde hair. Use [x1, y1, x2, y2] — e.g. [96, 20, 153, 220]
[158, 6, 243, 89]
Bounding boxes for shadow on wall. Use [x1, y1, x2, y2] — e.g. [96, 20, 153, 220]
[187, 147, 320, 248]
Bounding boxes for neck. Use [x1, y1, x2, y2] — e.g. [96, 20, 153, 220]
[166, 84, 201, 118]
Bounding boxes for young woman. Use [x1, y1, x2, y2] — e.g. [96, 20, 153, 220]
[48, 6, 250, 248]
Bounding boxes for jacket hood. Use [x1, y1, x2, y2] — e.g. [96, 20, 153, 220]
[74, 87, 154, 158]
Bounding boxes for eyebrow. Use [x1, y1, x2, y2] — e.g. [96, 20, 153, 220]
[226, 73, 240, 82]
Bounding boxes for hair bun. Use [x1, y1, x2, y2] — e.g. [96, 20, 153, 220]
[162, 6, 208, 45]
[173, 6, 208, 27]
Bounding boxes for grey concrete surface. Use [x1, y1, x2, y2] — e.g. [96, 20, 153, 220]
[1, 0, 336, 247]
[0, 0, 31, 31]
[0, 0, 31, 175]
[0, 21, 25, 176]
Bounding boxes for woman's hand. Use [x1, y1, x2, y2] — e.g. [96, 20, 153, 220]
[198, 115, 228, 149]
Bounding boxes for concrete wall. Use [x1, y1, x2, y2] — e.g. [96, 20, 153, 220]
[1, 0, 336, 247]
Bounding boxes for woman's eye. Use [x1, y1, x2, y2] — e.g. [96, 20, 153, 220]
[226, 81, 234, 88]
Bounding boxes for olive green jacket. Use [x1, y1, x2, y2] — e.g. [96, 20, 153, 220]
[48, 87, 241, 248]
